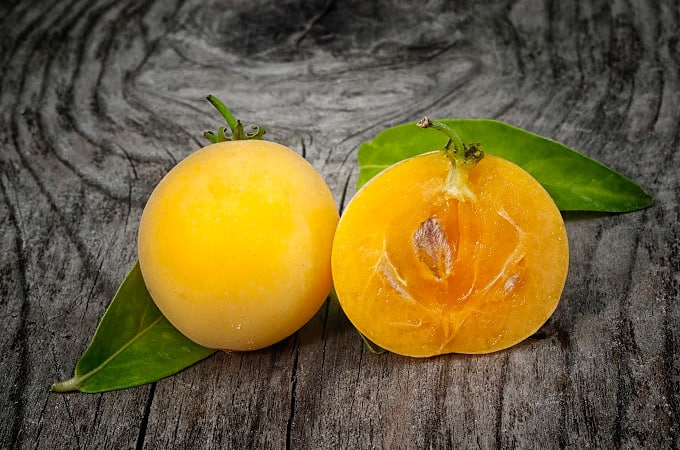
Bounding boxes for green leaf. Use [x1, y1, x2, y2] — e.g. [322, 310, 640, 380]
[358, 119, 653, 212]
[51, 262, 216, 393]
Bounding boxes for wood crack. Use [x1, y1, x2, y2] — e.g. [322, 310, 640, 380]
[1, 176, 31, 450]
[494, 353, 509, 449]
[285, 341, 300, 450]
[292, 0, 335, 47]
[135, 382, 157, 450]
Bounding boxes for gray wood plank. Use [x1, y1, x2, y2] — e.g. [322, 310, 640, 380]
[1, 0, 678, 448]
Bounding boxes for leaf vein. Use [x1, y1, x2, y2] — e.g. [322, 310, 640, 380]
[73, 314, 165, 390]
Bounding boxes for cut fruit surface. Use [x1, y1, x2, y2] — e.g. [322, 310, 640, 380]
[331, 151, 568, 357]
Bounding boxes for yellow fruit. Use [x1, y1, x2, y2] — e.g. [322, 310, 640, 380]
[331, 119, 568, 357]
[138, 140, 339, 351]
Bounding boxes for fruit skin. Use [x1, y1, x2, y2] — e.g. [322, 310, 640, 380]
[331, 151, 569, 357]
[138, 140, 339, 351]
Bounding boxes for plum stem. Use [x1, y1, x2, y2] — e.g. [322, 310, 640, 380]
[417, 117, 483, 168]
[204, 95, 266, 142]
[417, 116, 483, 202]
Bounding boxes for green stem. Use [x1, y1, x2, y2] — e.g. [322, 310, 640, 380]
[417, 116, 483, 168]
[417, 116, 483, 201]
[51, 377, 82, 393]
[204, 95, 266, 143]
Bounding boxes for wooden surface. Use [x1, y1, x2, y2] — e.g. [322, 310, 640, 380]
[1, 0, 678, 448]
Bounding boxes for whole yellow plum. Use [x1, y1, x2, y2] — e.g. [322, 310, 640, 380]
[138, 138, 339, 351]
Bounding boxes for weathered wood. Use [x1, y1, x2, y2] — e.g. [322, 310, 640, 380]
[1, 0, 678, 448]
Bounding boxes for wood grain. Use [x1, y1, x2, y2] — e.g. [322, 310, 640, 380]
[1, 0, 678, 448]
